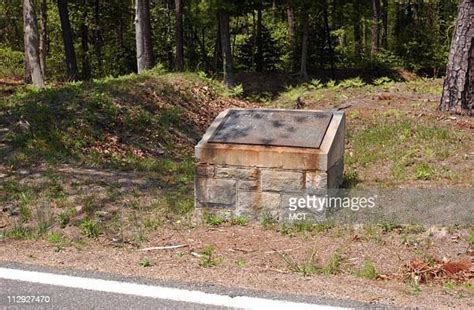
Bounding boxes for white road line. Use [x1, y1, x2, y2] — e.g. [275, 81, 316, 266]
[0, 267, 347, 310]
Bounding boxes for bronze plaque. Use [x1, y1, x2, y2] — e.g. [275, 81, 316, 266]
[208, 109, 332, 149]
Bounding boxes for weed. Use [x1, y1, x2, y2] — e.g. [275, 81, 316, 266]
[144, 218, 161, 231]
[415, 163, 434, 180]
[19, 204, 31, 222]
[139, 258, 154, 267]
[463, 283, 474, 295]
[338, 77, 366, 88]
[199, 245, 220, 267]
[326, 80, 338, 89]
[6, 223, 33, 240]
[362, 225, 383, 243]
[293, 221, 315, 233]
[308, 79, 323, 89]
[47, 179, 65, 200]
[313, 222, 334, 233]
[408, 279, 422, 295]
[354, 259, 378, 280]
[82, 196, 96, 215]
[261, 212, 278, 230]
[373, 77, 393, 87]
[224, 84, 244, 98]
[443, 281, 455, 294]
[379, 222, 400, 233]
[348, 110, 361, 120]
[164, 194, 194, 215]
[47, 231, 64, 245]
[57, 209, 72, 228]
[341, 170, 359, 188]
[47, 232, 67, 251]
[80, 218, 101, 238]
[203, 212, 223, 226]
[401, 224, 426, 235]
[237, 258, 247, 268]
[231, 215, 248, 226]
[323, 252, 344, 275]
[133, 229, 147, 244]
[280, 249, 319, 277]
[467, 230, 474, 247]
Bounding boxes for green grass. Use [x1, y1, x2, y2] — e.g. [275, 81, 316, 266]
[280, 249, 319, 277]
[0, 71, 214, 176]
[203, 212, 224, 226]
[80, 218, 102, 238]
[261, 212, 278, 230]
[199, 245, 220, 268]
[354, 259, 378, 280]
[139, 258, 154, 267]
[57, 209, 72, 228]
[346, 117, 468, 183]
[5, 224, 34, 240]
[231, 215, 248, 226]
[47, 231, 68, 251]
[467, 230, 474, 247]
[323, 252, 344, 275]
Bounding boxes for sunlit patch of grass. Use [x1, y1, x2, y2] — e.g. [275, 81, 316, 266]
[346, 115, 469, 183]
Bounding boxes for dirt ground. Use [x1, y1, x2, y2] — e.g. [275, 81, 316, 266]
[1, 223, 473, 308]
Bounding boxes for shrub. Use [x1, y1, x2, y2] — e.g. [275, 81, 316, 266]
[80, 218, 101, 238]
[0, 47, 24, 78]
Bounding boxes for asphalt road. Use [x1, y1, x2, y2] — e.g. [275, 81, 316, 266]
[1, 278, 224, 310]
[0, 262, 374, 309]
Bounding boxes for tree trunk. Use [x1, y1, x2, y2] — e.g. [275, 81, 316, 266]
[39, 0, 48, 77]
[135, 0, 155, 73]
[57, 0, 78, 81]
[81, 0, 91, 80]
[175, 0, 184, 71]
[324, 2, 335, 80]
[440, 0, 473, 115]
[353, 0, 362, 60]
[214, 14, 222, 72]
[287, 1, 296, 71]
[23, 0, 44, 87]
[255, 0, 263, 72]
[218, 8, 234, 88]
[93, 0, 102, 75]
[299, 3, 309, 79]
[371, 0, 381, 56]
[381, 0, 388, 49]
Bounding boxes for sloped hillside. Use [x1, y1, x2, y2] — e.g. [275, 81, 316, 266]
[0, 72, 250, 170]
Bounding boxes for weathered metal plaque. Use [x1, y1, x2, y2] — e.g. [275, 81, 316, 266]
[208, 109, 333, 149]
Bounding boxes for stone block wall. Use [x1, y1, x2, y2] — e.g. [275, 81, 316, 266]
[194, 162, 342, 221]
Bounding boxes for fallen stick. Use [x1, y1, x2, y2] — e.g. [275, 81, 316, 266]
[191, 252, 203, 258]
[139, 244, 188, 251]
[228, 248, 256, 253]
[264, 248, 294, 254]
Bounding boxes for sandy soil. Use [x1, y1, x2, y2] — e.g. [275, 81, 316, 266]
[1, 223, 472, 308]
